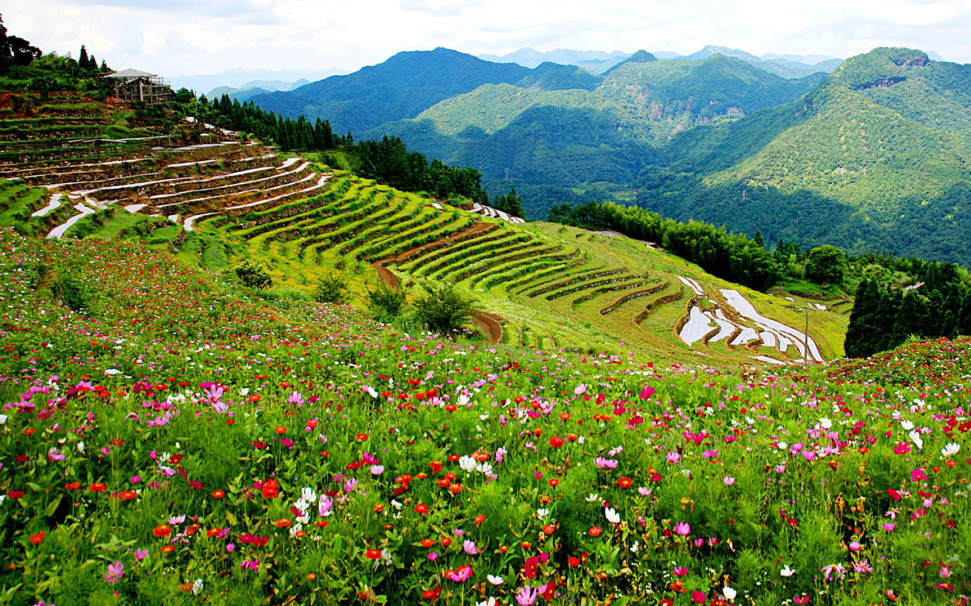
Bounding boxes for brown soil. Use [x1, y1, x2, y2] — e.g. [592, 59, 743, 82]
[472, 311, 504, 344]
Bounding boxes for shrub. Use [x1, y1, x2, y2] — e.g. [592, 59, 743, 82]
[235, 261, 273, 290]
[414, 284, 473, 333]
[314, 274, 348, 304]
[53, 275, 93, 311]
[367, 283, 406, 319]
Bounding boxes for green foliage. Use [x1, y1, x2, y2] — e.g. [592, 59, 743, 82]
[548, 200, 781, 291]
[52, 274, 94, 312]
[845, 260, 971, 357]
[493, 188, 524, 218]
[0, 15, 41, 75]
[805, 245, 846, 285]
[367, 283, 406, 319]
[313, 274, 348, 304]
[234, 261, 273, 290]
[413, 284, 473, 332]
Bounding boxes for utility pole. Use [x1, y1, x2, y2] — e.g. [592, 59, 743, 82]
[804, 306, 810, 365]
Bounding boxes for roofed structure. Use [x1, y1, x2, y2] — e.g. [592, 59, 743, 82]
[103, 69, 173, 106]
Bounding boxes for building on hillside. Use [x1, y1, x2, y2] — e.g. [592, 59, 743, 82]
[102, 69, 173, 105]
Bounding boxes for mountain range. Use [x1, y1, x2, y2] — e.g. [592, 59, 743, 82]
[249, 46, 971, 265]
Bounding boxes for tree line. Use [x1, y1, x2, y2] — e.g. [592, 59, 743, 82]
[547, 200, 782, 291]
[845, 261, 971, 357]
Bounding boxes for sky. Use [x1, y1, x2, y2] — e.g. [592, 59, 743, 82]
[5, 0, 971, 77]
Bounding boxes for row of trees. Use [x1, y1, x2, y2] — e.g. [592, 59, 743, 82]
[845, 261, 971, 357]
[547, 200, 784, 291]
[182, 94, 491, 205]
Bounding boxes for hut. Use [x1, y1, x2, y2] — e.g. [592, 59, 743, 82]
[102, 69, 173, 105]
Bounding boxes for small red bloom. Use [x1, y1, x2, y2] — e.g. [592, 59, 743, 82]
[29, 532, 45, 545]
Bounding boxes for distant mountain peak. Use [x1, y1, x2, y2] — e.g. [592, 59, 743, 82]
[602, 50, 657, 75]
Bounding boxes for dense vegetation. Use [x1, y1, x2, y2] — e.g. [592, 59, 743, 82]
[548, 200, 782, 290]
[845, 260, 971, 357]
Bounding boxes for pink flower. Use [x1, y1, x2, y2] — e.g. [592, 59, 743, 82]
[463, 540, 478, 555]
[515, 585, 538, 606]
[723, 476, 736, 486]
[882, 522, 895, 532]
[103, 560, 124, 583]
[674, 522, 691, 536]
[639, 386, 655, 400]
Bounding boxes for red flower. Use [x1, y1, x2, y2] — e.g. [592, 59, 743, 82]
[618, 477, 633, 489]
[421, 586, 442, 601]
[6, 490, 25, 499]
[588, 526, 602, 537]
[212, 490, 225, 499]
[29, 531, 45, 545]
[542, 524, 556, 535]
[414, 503, 429, 515]
[692, 590, 707, 604]
[261, 480, 279, 499]
[154, 524, 172, 538]
[548, 436, 564, 448]
[420, 538, 435, 548]
[89, 483, 106, 493]
[356, 433, 369, 441]
[364, 549, 382, 560]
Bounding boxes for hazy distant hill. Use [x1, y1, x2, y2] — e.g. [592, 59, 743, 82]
[479, 48, 630, 73]
[171, 68, 341, 95]
[251, 48, 533, 133]
[640, 48, 971, 263]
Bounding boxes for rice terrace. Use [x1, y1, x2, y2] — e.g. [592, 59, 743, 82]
[2, 6, 971, 606]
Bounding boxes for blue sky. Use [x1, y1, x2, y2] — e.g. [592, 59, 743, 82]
[6, 0, 970, 76]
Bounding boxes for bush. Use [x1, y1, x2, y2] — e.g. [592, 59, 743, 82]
[235, 261, 273, 290]
[367, 283, 406, 319]
[314, 274, 348, 304]
[414, 284, 473, 333]
[53, 275, 93, 311]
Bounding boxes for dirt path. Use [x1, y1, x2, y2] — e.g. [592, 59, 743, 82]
[374, 265, 397, 289]
[472, 311, 503, 344]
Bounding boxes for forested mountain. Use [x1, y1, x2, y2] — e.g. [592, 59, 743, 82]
[251, 48, 532, 133]
[250, 45, 971, 265]
[644, 47, 971, 264]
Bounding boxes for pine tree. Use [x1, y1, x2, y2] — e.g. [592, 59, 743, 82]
[78, 45, 89, 70]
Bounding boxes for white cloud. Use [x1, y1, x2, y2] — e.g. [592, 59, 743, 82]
[3, 0, 969, 77]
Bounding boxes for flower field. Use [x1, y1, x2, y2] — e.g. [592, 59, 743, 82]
[1, 228, 969, 605]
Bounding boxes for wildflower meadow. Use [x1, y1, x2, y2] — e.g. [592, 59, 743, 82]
[0, 228, 969, 605]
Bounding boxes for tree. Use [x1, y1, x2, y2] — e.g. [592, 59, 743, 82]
[368, 283, 407, 319]
[414, 284, 472, 333]
[805, 245, 846, 285]
[495, 189, 525, 219]
[313, 274, 348, 304]
[0, 14, 41, 74]
[235, 261, 273, 290]
[78, 45, 89, 70]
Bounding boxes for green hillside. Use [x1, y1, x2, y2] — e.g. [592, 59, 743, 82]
[644, 48, 971, 264]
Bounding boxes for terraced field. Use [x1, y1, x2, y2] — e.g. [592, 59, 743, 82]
[0, 92, 851, 364]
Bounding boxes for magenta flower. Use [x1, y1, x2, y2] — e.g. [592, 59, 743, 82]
[103, 560, 124, 583]
[674, 522, 691, 536]
[639, 386, 655, 400]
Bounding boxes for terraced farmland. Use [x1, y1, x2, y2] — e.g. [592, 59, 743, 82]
[0, 92, 851, 365]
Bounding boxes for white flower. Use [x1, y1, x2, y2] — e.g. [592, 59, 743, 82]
[301, 487, 317, 504]
[459, 456, 476, 472]
[0, 414, 7, 425]
[585, 493, 600, 503]
[239, 388, 249, 396]
[723, 586, 737, 600]
[487, 574, 504, 585]
[819, 418, 832, 429]
[778, 441, 788, 450]
[942, 443, 961, 457]
[192, 578, 204, 595]
[77, 441, 85, 454]
[630, 540, 639, 553]
[536, 508, 550, 520]
[605, 507, 620, 524]
[476, 462, 493, 475]
[909, 430, 924, 451]
[781, 565, 796, 577]
[478, 599, 499, 606]
[900, 420, 915, 431]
